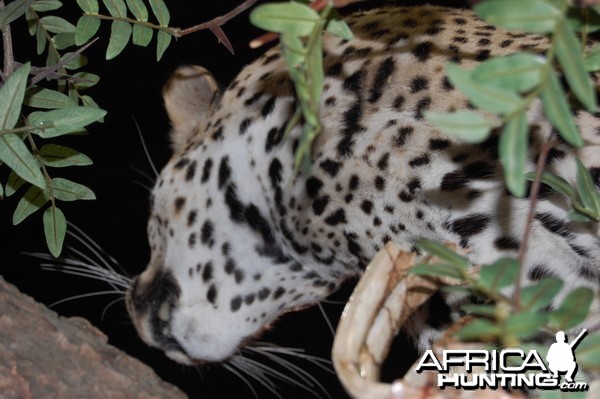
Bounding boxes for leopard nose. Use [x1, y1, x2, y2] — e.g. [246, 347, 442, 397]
[127, 270, 182, 347]
[128, 270, 181, 315]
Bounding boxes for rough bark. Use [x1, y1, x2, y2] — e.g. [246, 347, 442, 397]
[0, 275, 186, 399]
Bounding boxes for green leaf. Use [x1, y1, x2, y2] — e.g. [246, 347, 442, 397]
[31, 0, 62, 12]
[461, 304, 496, 317]
[132, 24, 152, 46]
[148, 0, 169, 26]
[504, 312, 548, 339]
[43, 205, 66, 257]
[525, 171, 577, 201]
[455, 319, 501, 341]
[425, 110, 497, 143]
[307, 34, 324, 107]
[26, 7, 37, 36]
[36, 24, 47, 55]
[541, 71, 583, 147]
[79, 95, 103, 122]
[40, 16, 76, 33]
[584, 44, 600, 71]
[410, 263, 465, 280]
[575, 157, 600, 218]
[5, 171, 25, 196]
[554, 18, 597, 112]
[445, 63, 522, 115]
[126, 0, 148, 21]
[13, 185, 50, 225]
[281, 33, 305, 69]
[52, 32, 76, 50]
[102, 0, 126, 17]
[0, 63, 30, 129]
[51, 177, 96, 201]
[250, 2, 319, 36]
[414, 239, 470, 270]
[28, 106, 106, 138]
[478, 258, 520, 292]
[61, 53, 88, 70]
[156, 30, 171, 61]
[0, 180, 3, 197]
[77, 0, 98, 13]
[326, 10, 352, 40]
[73, 72, 100, 89]
[24, 87, 75, 109]
[0, 134, 45, 188]
[0, 0, 35, 29]
[106, 20, 132, 60]
[45, 44, 58, 66]
[520, 277, 563, 311]
[549, 287, 594, 330]
[567, 209, 595, 222]
[475, 0, 560, 33]
[38, 144, 92, 168]
[75, 15, 101, 46]
[575, 331, 600, 368]
[471, 53, 544, 93]
[499, 111, 528, 198]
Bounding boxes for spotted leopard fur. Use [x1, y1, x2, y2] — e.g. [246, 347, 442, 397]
[126, 6, 600, 364]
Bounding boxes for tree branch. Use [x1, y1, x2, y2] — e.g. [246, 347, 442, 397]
[514, 138, 553, 309]
[0, 0, 14, 78]
[0, 275, 186, 398]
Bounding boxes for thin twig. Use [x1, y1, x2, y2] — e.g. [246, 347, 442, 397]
[174, 0, 258, 37]
[514, 138, 554, 309]
[29, 38, 98, 85]
[0, 0, 14, 77]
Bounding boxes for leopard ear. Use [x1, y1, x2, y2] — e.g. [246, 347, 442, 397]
[163, 66, 221, 151]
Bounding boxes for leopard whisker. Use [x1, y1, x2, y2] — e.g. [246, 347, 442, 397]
[245, 344, 332, 398]
[67, 223, 126, 278]
[317, 302, 335, 336]
[47, 290, 127, 308]
[229, 355, 281, 399]
[131, 176, 153, 193]
[248, 343, 333, 373]
[39, 262, 129, 290]
[32, 248, 130, 288]
[132, 115, 159, 178]
[223, 360, 261, 399]
[101, 296, 127, 320]
[130, 165, 156, 187]
[234, 354, 326, 398]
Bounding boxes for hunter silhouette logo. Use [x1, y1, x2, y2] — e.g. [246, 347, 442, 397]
[546, 329, 587, 383]
[415, 328, 589, 392]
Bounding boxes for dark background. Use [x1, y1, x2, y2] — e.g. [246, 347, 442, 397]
[2, 1, 468, 398]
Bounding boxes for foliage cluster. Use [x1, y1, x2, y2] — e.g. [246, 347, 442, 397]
[0, 0, 177, 257]
[408, 0, 600, 392]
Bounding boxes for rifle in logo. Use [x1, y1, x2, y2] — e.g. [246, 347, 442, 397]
[546, 328, 587, 383]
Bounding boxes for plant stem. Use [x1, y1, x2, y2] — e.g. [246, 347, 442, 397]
[0, 124, 52, 135]
[513, 138, 553, 309]
[0, 0, 14, 78]
[174, 0, 258, 37]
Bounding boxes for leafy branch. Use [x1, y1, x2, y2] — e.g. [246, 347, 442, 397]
[250, 0, 353, 176]
[74, 0, 259, 59]
[0, 0, 272, 257]
[414, 0, 600, 372]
